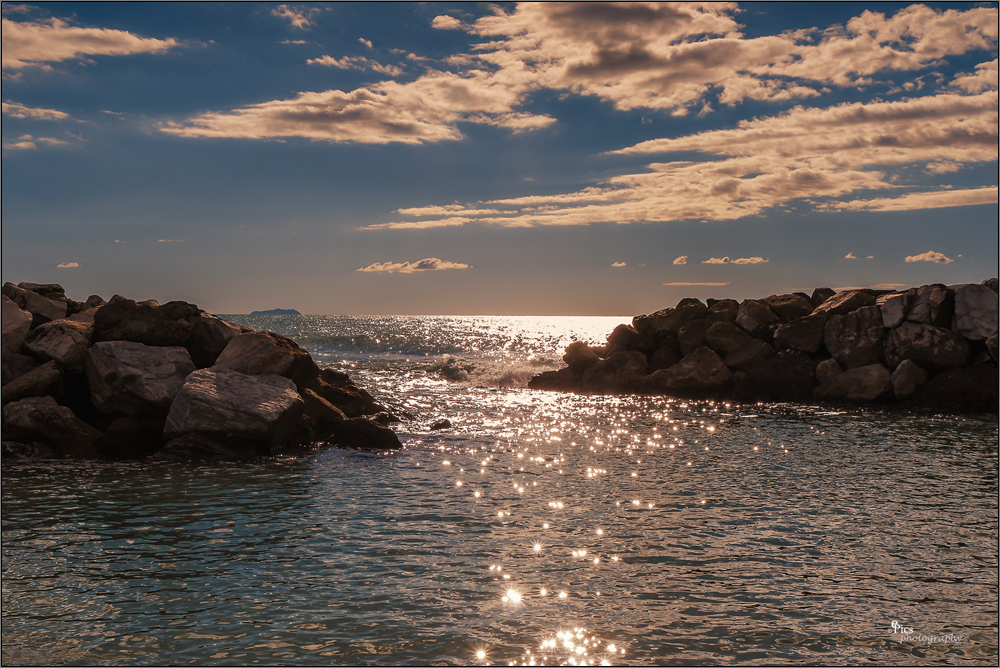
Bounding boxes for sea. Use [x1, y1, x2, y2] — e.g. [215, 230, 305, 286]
[2, 315, 998, 666]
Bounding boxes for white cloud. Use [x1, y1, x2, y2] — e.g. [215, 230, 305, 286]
[845, 252, 857, 259]
[431, 15, 463, 30]
[357, 258, 471, 273]
[611, 261, 626, 267]
[826, 186, 998, 212]
[950, 58, 998, 93]
[56, 261, 79, 268]
[905, 250, 954, 264]
[672, 255, 688, 265]
[157, 238, 185, 243]
[358, 37, 372, 49]
[307, 54, 403, 77]
[271, 5, 320, 30]
[2, 101, 69, 120]
[702, 256, 769, 265]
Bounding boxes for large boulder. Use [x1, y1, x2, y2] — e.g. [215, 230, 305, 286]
[724, 338, 771, 372]
[649, 346, 680, 372]
[2, 396, 104, 457]
[735, 300, 778, 338]
[815, 358, 843, 384]
[104, 415, 169, 458]
[633, 299, 707, 335]
[732, 347, 815, 401]
[85, 341, 195, 415]
[187, 313, 249, 367]
[605, 323, 641, 355]
[1, 360, 63, 405]
[813, 363, 892, 402]
[677, 318, 713, 357]
[22, 319, 94, 373]
[912, 364, 998, 412]
[773, 314, 827, 354]
[2, 283, 67, 325]
[528, 367, 580, 392]
[2, 296, 33, 354]
[644, 346, 732, 398]
[811, 287, 836, 307]
[811, 289, 875, 317]
[884, 322, 970, 371]
[951, 283, 998, 341]
[164, 367, 306, 449]
[94, 298, 201, 347]
[891, 359, 928, 401]
[763, 293, 814, 321]
[704, 321, 755, 357]
[706, 299, 739, 323]
[563, 341, 600, 374]
[823, 306, 884, 369]
[310, 368, 388, 417]
[580, 351, 648, 394]
[328, 417, 402, 451]
[879, 291, 912, 329]
[2, 352, 39, 385]
[906, 284, 953, 327]
[215, 331, 320, 389]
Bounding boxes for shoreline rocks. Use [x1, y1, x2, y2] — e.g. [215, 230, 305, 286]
[2, 282, 406, 460]
[529, 280, 999, 412]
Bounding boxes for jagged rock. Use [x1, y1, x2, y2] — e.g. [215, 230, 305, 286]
[983, 277, 998, 292]
[987, 333, 998, 362]
[563, 341, 600, 374]
[1, 352, 39, 385]
[2, 296, 33, 354]
[814, 363, 892, 402]
[23, 319, 94, 373]
[309, 368, 387, 417]
[84, 295, 106, 309]
[649, 346, 680, 372]
[2, 396, 104, 457]
[1, 360, 63, 405]
[164, 367, 306, 448]
[811, 287, 836, 307]
[187, 313, 248, 367]
[815, 358, 843, 383]
[85, 341, 195, 415]
[2, 282, 67, 325]
[581, 351, 648, 394]
[735, 300, 778, 339]
[880, 292, 912, 329]
[633, 299, 707, 335]
[300, 387, 347, 441]
[763, 293, 814, 321]
[885, 322, 970, 371]
[906, 284, 954, 327]
[677, 318, 712, 356]
[952, 283, 998, 341]
[724, 339, 770, 372]
[645, 346, 732, 397]
[912, 364, 998, 412]
[706, 299, 739, 323]
[605, 324, 641, 355]
[94, 298, 203, 347]
[773, 314, 827, 353]
[704, 321, 755, 357]
[67, 307, 100, 325]
[811, 289, 876, 317]
[329, 417, 403, 450]
[527, 367, 579, 392]
[18, 282, 66, 300]
[732, 347, 815, 401]
[824, 306, 884, 369]
[215, 331, 320, 389]
[891, 359, 928, 401]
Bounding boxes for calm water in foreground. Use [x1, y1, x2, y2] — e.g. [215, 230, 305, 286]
[2, 316, 998, 666]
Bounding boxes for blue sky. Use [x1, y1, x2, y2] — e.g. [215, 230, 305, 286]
[2, 2, 997, 315]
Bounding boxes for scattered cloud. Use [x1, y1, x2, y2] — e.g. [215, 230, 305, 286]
[56, 261, 79, 268]
[358, 37, 372, 49]
[905, 250, 954, 264]
[866, 255, 874, 259]
[924, 161, 962, 174]
[844, 252, 857, 259]
[307, 54, 403, 77]
[701, 256, 769, 265]
[271, 4, 321, 30]
[156, 238, 185, 243]
[2, 133, 69, 149]
[279, 39, 309, 45]
[357, 258, 471, 273]
[672, 255, 688, 265]
[611, 261, 626, 267]
[2, 16, 180, 70]
[951, 58, 998, 93]
[663, 282, 731, 286]
[2, 101, 69, 120]
[431, 15, 463, 30]
[825, 186, 998, 212]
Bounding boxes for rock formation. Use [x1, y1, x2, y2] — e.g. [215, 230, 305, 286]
[2, 282, 403, 460]
[529, 280, 998, 411]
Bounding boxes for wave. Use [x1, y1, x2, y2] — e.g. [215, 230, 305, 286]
[426, 355, 561, 388]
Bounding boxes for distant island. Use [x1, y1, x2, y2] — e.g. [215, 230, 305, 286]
[250, 308, 301, 315]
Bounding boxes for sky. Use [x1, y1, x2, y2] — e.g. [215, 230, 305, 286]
[2, 1, 997, 315]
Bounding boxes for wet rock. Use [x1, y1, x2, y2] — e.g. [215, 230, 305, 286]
[2, 283, 67, 325]
[23, 319, 94, 373]
[735, 300, 778, 338]
[811, 287, 836, 307]
[154, 433, 267, 460]
[164, 367, 306, 449]
[773, 314, 827, 354]
[951, 283, 998, 341]
[104, 415, 168, 458]
[527, 367, 580, 392]
[2, 296, 32, 354]
[732, 347, 815, 401]
[563, 341, 600, 374]
[85, 341, 195, 415]
[704, 322, 755, 357]
[885, 322, 970, 371]
[310, 368, 387, 418]
[644, 346, 732, 398]
[604, 324, 641, 356]
[649, 346, 680, 372]
[677, 318, 713, 357]
[329, 417, 403, 450]
[2, 441, 55, 460]
[906, 284, 954, 327]
[913, 364, 998, 412]
[880, 292, 912, 329]
[891, 359, 928, 401]
[430, 419, 452, 431]
[815, 358, 842, 384]
[763, 293, 814, 321]
[1, 360, 63, 405]
[814, 363, 892, 402]
[706, 299, 739, 323]
[2, 396, 104, 457]
[824, 306, 884, 369]
[300, 387, 347, 441]
[215, 331, 320, 390]
[581, 351, 648, 394]
[1, 352, 40, 385]
[811, 289, 876, 317]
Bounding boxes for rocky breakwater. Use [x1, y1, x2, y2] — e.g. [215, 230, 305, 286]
[529, 280, 999, 411]
[2, 282, 404, 460]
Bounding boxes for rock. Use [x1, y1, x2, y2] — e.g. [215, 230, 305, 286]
[2, 282, 67, 325]
[104, 415, 168, 458]
[67, 307, 100, 325]
[891, 359, 928, 401]
[880, 292, 912, 329]
[677, 318, 713, 356]
[2, 441, 55, 459]
[906, 284, 954, 327]
[215, 331, 320, 389]
[633, 299, 707, 335]
[706, 299, 739, 323]
[951, 283, 998, 341]
[1, 396, 104, 457]
[84, 295, 106, 309]
[704, 321, 755, 357]
[763, 293, 814, 321]
[22, 319, 94, 373]
[1, 352, 40, 385]
[430, 419, 452, 431]
[187, 313, 248, 367]
[811, 289, 876, 317]
[300, 387, 347, 441]
[885, 322, 971, 371]
[563, 341, 600, 374]
[823, 306, 884, 369]
[1, 360, 63, 405]
[987, 333, 998, 362]
[983, 277, 998, 292]
[164, 367, 306, 451]
[644, 346, 732, 398]
[581, 351, 648, 394]
[17, 282, 66, 300]
[154, 433, 267, 460]
[310, 368, 387, 417]
[815, 358, 842, 384]
[735, 300, 778, 338]
[85, 341, 195, 415]
[811, 287, 836, 307]
[2, 296, 33, 354]
[814, 363, 892, 402]
[329, 417, 403, 450]
[913, 364, 998, 412]
[773, 314, 827, 354]
[732, 347, 815, 401]
[93, 298, 202, 347]
[527, 367, 580, 392]
[605, 324, 640, 355]
[724, 339, 771, 372]
[649, 346, 680, 372]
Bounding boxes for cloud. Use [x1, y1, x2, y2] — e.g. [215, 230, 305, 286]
[663, 282, 731, 287]
[2, 101, 69, 120]
[611, 261, 626, 267]
[672, 255, 688, 265]
[825, 186, 998, 212]
[701, 256, 769, 265]
[950, 58, 998, 93]
[56, 262, 79, 268]
[905, 250, 954, 264]
[357, 258, 471, 273]
[2, 16, 180, 70]
[271, 5, 321, 30]
[2, 133, 69, 149]
[307, 54, 403, 77]
[431, 15, 463, 30]
[358, 37, 372, 49]
[844, 252, 857, 259]
[157, 238, 185, 243]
